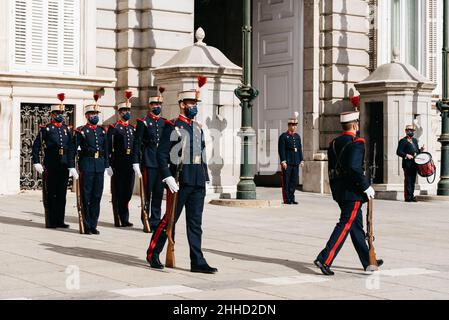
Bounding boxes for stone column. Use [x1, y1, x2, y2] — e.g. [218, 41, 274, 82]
[302, 0, 370, 193]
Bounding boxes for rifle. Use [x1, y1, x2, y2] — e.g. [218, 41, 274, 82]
[39, 128, 50, 228]
[140, 170, 152, 233]
[74, 132, 85, 234]
[75, 176, 85, 234]
[110, 134, 121, 227]
[165, 130, 187, 268]
[366, 199, 378, 271]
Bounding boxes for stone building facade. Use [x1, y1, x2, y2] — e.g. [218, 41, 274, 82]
[0, 0, 443, 196]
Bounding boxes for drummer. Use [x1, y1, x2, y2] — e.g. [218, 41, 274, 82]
[396, 125, 424, 202]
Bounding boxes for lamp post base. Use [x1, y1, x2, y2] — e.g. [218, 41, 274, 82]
[236, 178, 257, 200]
[437, 178, 449, 196]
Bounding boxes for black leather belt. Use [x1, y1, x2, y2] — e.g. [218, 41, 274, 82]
[82, 151, 105, 158]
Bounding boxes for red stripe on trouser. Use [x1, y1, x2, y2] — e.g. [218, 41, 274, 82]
[147, 189, 171, 260]
[281, 168, 287, 204]
[142, 166, 148, 197]
[325, 201, 361, 266]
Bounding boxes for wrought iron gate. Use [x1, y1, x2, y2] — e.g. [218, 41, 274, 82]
[20, 104, 74, 190]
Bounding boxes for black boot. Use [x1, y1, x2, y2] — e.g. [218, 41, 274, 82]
[314, 259, 334, 276]
[147, 255, 164, 270]
[191, 264, 218, 274]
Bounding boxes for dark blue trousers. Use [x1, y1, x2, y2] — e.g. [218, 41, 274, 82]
[80, 171, 104, 232]
[317, 201, 369, 269]
[147, 185, 207, 267]
[143, 167, 164, 230]
[111, 164, 135, 225]
[282, 165, 299, 204]
[44, 166, 69, 227]
[404, 168, 417, 201]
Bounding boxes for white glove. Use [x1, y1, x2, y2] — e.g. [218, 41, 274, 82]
[68, 168, 79, 180]
[133, 163, 142, 178]
[34, 164, 44, 175]
[364, 186, 375, 199]
[106, 167, 114, 177]
[163, 176, 179, 193]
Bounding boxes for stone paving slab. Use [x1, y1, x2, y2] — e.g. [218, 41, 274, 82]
[0, 189, 449, 300]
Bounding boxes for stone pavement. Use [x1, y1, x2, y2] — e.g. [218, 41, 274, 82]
[1, 188, 449, 300]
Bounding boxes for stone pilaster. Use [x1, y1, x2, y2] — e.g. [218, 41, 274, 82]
[320, 0, 370, 147]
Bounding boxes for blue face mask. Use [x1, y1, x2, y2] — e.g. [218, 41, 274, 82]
[185, 105, 198, 119]
[152, 106, 162, 116]
[122, 112, 131, 121]
[89, 115, 99, 125]
[54, 115, 65, 123]
[407, 131, 415, 138]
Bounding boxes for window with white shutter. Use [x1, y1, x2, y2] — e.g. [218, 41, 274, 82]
[11, 0, 80, 74]
[427, 0, 440, 94]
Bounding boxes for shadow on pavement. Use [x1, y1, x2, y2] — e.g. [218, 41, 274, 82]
[0, 215, 47, 229]
[203, 248, 320, 275]
[40, 243, 149, 269]
[23, 211, 146, 233]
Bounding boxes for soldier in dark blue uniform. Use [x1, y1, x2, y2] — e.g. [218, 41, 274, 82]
[132, 91, 166, 232]
[396, 125, 424, 202]
[278, 112, 304, 204]
[146, 88, 217, 274]
[108, 93, 136, 228]
[32, 94, 77, 229]
[314, 111, 383, 276]
[68, 101, 113, 235]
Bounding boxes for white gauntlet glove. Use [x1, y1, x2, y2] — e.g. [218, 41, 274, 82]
[133, 163, 142, 178]
[68, 168, 79, 180]
[364, 186, 375, 199]
[163, 176, 179, 193]
[106, 167, 114, 177]
[34, 164, 44, 175]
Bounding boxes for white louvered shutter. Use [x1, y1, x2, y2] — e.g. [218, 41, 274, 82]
[63, 0, 78, 72]
[427, 0, 438, 85]
[13, 0, 27, 66]
[12, 0, 80, 74]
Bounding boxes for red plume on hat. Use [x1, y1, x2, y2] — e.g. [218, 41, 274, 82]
[159, 87, 166, 95]
[93, 93, 100, 103]
[57, 93, 65, 103]
[124, 90, 133, 107]
[350, 96, 360, 111]
[198, 76, 207, 89]
[196, 76, 207, 100]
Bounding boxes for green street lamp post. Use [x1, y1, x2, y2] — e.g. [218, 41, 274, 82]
[235, 0, 259, 200]
[437, 0, 449, 196]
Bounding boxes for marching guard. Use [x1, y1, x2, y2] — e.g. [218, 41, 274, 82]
[32, 93, 77, 229]
[108, 91, 136, 227]
[132, 88, 166, 232]
[68, 95, 113, 235]
[314, 111, 383, 275]
[146, 78, 218, 274]
[396, 125, 424, 202]
[278, 112, 304, 204]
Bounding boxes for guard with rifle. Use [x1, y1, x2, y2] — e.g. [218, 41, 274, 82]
[32, 93, 77, 229]
[108, 91, 136, 228]
[146, 77, 218, 274]
[68, 94, 113, 235]
[314, 111, 383, 276]
[132, 88, 167, 233]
